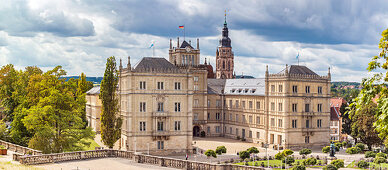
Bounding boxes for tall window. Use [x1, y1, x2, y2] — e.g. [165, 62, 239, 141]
[318, 86, 322, 94]
[257, 116, 260, 124]
[216, 113, 221, 120]
[194, 113, 198, 120]
[236, 128, 239, 136]
[305, 136, 310, 144]
[157, 102, 164, 112]
[175, 121, 181, 131]
[242, 101, 246, 108]
[292, 85, 298, 93]
[278, 103, 283, 112]
[157, 82, 164, 90]
[140, 81, 146, 89]
[256, 102, 260, 110]
[305, 104, 310, 113]
[215, 126, 220, 133]
[229, 113, 232, 121]
[235, 114, 239, 122]
[235, 100, 239, 108]
[278, 119, 283, 128]
[306, 119, 310, 128]
[229, 100, 233, 108]
[216, 100, 221, 107]
[174, 82, 181, 90]
[175, 102, 181, 112]
[230, 127, 232, 134]
[193, 76, 199, 82]
[271, 102, 275, 111]
[194, 99, 199, 107]
[157, 141, 164, 149]
[271, 118, 275, 127]
[157, 121, 164, 131]
[249, 131, 252, 138]
[249, 116, 253, 124]
[140, 102, 146, 112]
[317, 104, 322, 112]
[278, 85, 283, 93]
[207, 113, 210, 120]
[249, 101, 253, 109]
[292, 104, 297, 112]
[317, 119, 322, 128]
[242, 115, 246, 123]
[292, 120, 297, 128]
[256, 132, 260, 139]
[271, 85, 275, 92]
[139, 122, 146, 131]
[207, 100, 211, 107]
[305, 86, 310, 94]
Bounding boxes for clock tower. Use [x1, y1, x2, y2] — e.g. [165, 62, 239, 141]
[169, 37, 200, 66]
[216, 13, 234, 79]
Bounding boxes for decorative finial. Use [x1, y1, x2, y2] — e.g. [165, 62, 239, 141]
[285, 64, 288, 74]
[119, 58, 123, 70]
[204, 58, 207, 65]
[127, 56, 131, 70]
[169, 39, 172, 49]
[328, 67, 331, 74]
[224, 10, 227, 25]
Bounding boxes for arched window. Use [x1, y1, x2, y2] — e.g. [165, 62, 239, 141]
[223, 61, 225, 69]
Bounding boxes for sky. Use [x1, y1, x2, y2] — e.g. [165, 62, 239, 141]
[0, 0, 387, 82]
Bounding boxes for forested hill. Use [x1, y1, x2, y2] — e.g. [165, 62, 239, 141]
[331, 81, 361, 87]
[61, 76, 103, 84]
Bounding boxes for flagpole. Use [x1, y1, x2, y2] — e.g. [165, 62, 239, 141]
[184, 24, 185, 41]
[153, 45, 155, 57]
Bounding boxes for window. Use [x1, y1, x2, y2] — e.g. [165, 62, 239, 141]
[174, 82, 181, 90]
[215, 126, 220, 133]
[292, 85, 298, 93]
[157, 102, 164, 112]
[194, 76, 199, 82]
[271, 102, 275, 111]
[279, 85, 283, 93]
[249, 116, 253, 124]
[306, 120, 310, 128]
[139, 122, 146, 131]
[318, 86, 323, 94]
[194, 113, 198, 120]
[305, 104, 310, 113]
[271, 85, 275, 92]
[242, 101, 246, 108]
[207, 127, 210, 134]
[140, 81, 146, 89]
[317, 104, 322, 112]
[235, 100, 239, 108]
[242, 115, 246, 123]
[175, 121, 181, 131]
[236, 128, 239, 136]
[256, 132, 260, 139]
[235, 114, 239, 122]
[292, 120, 297, 128]
[157, 141, 164, 149]
[207, 100, 210, 107]
[157, 121, 164, 131]
[256, 102, 260, 110]
[216, 100, 221, 107]
[305, 136, 310, 144]
[249, 131, 252, 138]
[157, 82, 164, 90]
[229, 100, 232, 108]
[249, 101, 253, 109]
[292, 104, 297, 112]
[216, 113, 221, 120]
[278, 119, 283, 128]
[278, 103, 283, 112]
[229, 113, 232, 121]
[230, 127, 232, 134]
[271, 118, 275, 127]
[317, 119, 322, 128]
[207, 113, 210, 120]
[140, 102, 146, 112]
[257, 116, 260, 124]
[305, 86, 310, 94]
[194, 85, 199, 91]
[175, 102, 181, 112]
[194, 99, 199, 107]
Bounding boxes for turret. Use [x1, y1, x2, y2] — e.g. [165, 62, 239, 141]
[177, 37, 180, 48]
[197, 38, 199, 49]
[119, 58, 123, 70]
[169, 39, 172, 49]
[127, 56, 131, 70]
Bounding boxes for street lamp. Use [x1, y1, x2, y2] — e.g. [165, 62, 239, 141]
[264, 143, 269, 168]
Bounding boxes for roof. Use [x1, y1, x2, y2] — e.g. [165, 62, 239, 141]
[86, 86, 100, 95]
[207, 79, 226, 94]
[224, 79, 265, 96]
[277, 65, 318, 75]
[330, 98, 347, 109]
[180, 40, 194, 49]
[330, 107, 340, 121]
[133, 57, 180, 73]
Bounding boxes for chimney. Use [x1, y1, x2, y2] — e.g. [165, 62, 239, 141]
[177, 37, 180, 48]
[119, 58, 123, 70]
[285, 64, 288, 75]
[127, 56, 131, 70]
[189, 40, 191, 45]
[169, 39, 172, 49]
[197, 38, 199, 49]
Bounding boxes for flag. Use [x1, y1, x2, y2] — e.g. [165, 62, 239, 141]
[296, 52, 299, 59]
[149, 42, 154, 48]
[179, 25, 184, 29]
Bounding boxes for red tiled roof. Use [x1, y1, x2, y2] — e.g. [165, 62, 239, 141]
[330, 98, 347, 116]
[330, 107, 340, 121]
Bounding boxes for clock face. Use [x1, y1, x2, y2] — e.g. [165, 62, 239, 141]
[185, 47, 191, 52]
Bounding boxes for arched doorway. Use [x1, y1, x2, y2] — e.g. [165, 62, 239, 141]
[193, 126, 200, 137]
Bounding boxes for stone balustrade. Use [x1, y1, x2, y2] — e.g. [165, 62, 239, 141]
[0, 139, 42, 155]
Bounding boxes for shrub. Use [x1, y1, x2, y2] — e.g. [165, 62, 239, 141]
[376, 152, 387, 159]
[335, 145, 340, 152]
[237, 136, 240, 140]
[247, 147, 259, 154]
[299, 148, 312, 156]
[239, 150, 250, 160]
[254, 162, 258, 166]
[323, 164, 338, 170]
[355, 143, 365, 151]
[374, 157, 386, 164]
[334, 142, 342, 148]
[346, 147, 361, 154]
[215, 146, 227, 155]
[283, 149, 294, 156]
[357, 160, 369, 169]
[330, 159, 344, 168]
[322, 146, 330, 153]
[291, 165, 306, 170]
[261, 162, 265, 167]
[200, 131, 205, 137]
[275, 152, 285, 160]
[342, 141, 348, 147]
[204, 149, 217, 158]
[306, 157, 317, 165]
[284, 156, 295, 165]
[365, 151, 377, 158]
[0, 145, 5, 149]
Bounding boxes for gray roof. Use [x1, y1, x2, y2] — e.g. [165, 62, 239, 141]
[207, 79, 226, 94]
[86, 86, 100, 95]
[133, 57, 180, 73]
[278, 65, 318, 75]
[180, 41, 194, 49]
[224, 79, 265, 96]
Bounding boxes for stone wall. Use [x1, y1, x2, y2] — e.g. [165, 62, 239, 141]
[0, 139, 42, 155]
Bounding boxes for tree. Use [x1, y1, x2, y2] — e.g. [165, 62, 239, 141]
[299, 149, 312, 156]
[275, 152, 285, 160]
[306, 157, 317, 165]
[215, 146, 227, 155]
[247, 147, 259, 154]
[205, 149, 217, 158]
[99, 56, 122, 149]
[239, 150, 250, 160]
[77, 73, 90, 128]
[282, 149, 293, 156]
[0, 64, 19, 121]
[365, 151, 376, 158]
[322, 146, 330, 153]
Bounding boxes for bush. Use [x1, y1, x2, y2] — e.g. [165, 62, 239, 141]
[334, 142, 342, 148]
[275, 152, 285, 160]
[254, 162, 258, 166]
[365, 151, 377, 158]
[0, 145, 5, 149]
[330, 159, 344, 168]
[357, 160, 369, 169]
[374, 156, 386, 164]
[291, 165, 306, 170]
[283, 149, 294, 156]
[346, 147, 361, 154]
[215, 146, 227, 155]
[355, 143, 365, 151]
[376, 152, 387, 159]
[299, 148, 312, 156]
[200, 131, 205, 137]
[342, 141, 348, 147]
[239, 151, 250, 160]
[306, 157, 317, 165]
[323, 164, 338, 170]
[284, 156, 295, 165]
[247, 147, 259, 154]
[322, 146, 330, 153]
[204, 149, 217, 158]
[236, 136, 240, 140]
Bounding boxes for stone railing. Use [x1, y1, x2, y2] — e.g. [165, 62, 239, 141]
[15, 149, 265, 170]
[0, 139, 42, 155]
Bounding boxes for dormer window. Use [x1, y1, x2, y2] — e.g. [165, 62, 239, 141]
[244, 89, 249, 93]
[238, 89, 242, 93]
[251, 89, 256, 93]
[231, 89, 236, 93]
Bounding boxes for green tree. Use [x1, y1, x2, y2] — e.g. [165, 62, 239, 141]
[99, 56, 122, 149]
[215, 146, 227, 155]
[239, 150, 250, 160]
[365, 151, 376, 158]
[0, 64, 19, 121]
[247, 147, 259, 154]
[77, 73, 89, 128]
[282, 149, 293, 156]
[322, 146, 330, 153]
[205, 149, 217, 158]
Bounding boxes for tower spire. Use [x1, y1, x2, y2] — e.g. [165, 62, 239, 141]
[224, 10, 227, 25]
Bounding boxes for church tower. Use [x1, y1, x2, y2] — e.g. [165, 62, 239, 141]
[216, 12, 234, 79]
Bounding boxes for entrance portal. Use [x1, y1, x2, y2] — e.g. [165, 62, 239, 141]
[193, 126, 200, 137]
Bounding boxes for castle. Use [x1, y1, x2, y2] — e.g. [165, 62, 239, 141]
[86, 18, 331, 155]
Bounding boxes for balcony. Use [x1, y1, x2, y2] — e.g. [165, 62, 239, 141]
[152, 131, 170, 140]
[152, 112, 168, 117]
[193, 120, 207, 125]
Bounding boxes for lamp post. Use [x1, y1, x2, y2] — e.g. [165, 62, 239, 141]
[264, 143, 269, 168]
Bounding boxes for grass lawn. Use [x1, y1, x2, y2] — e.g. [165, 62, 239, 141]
[347, 160, 388, 169]
[0, 161, 43, 170]
[79, 138, 100, 151]
[235, 159, 325, 168]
